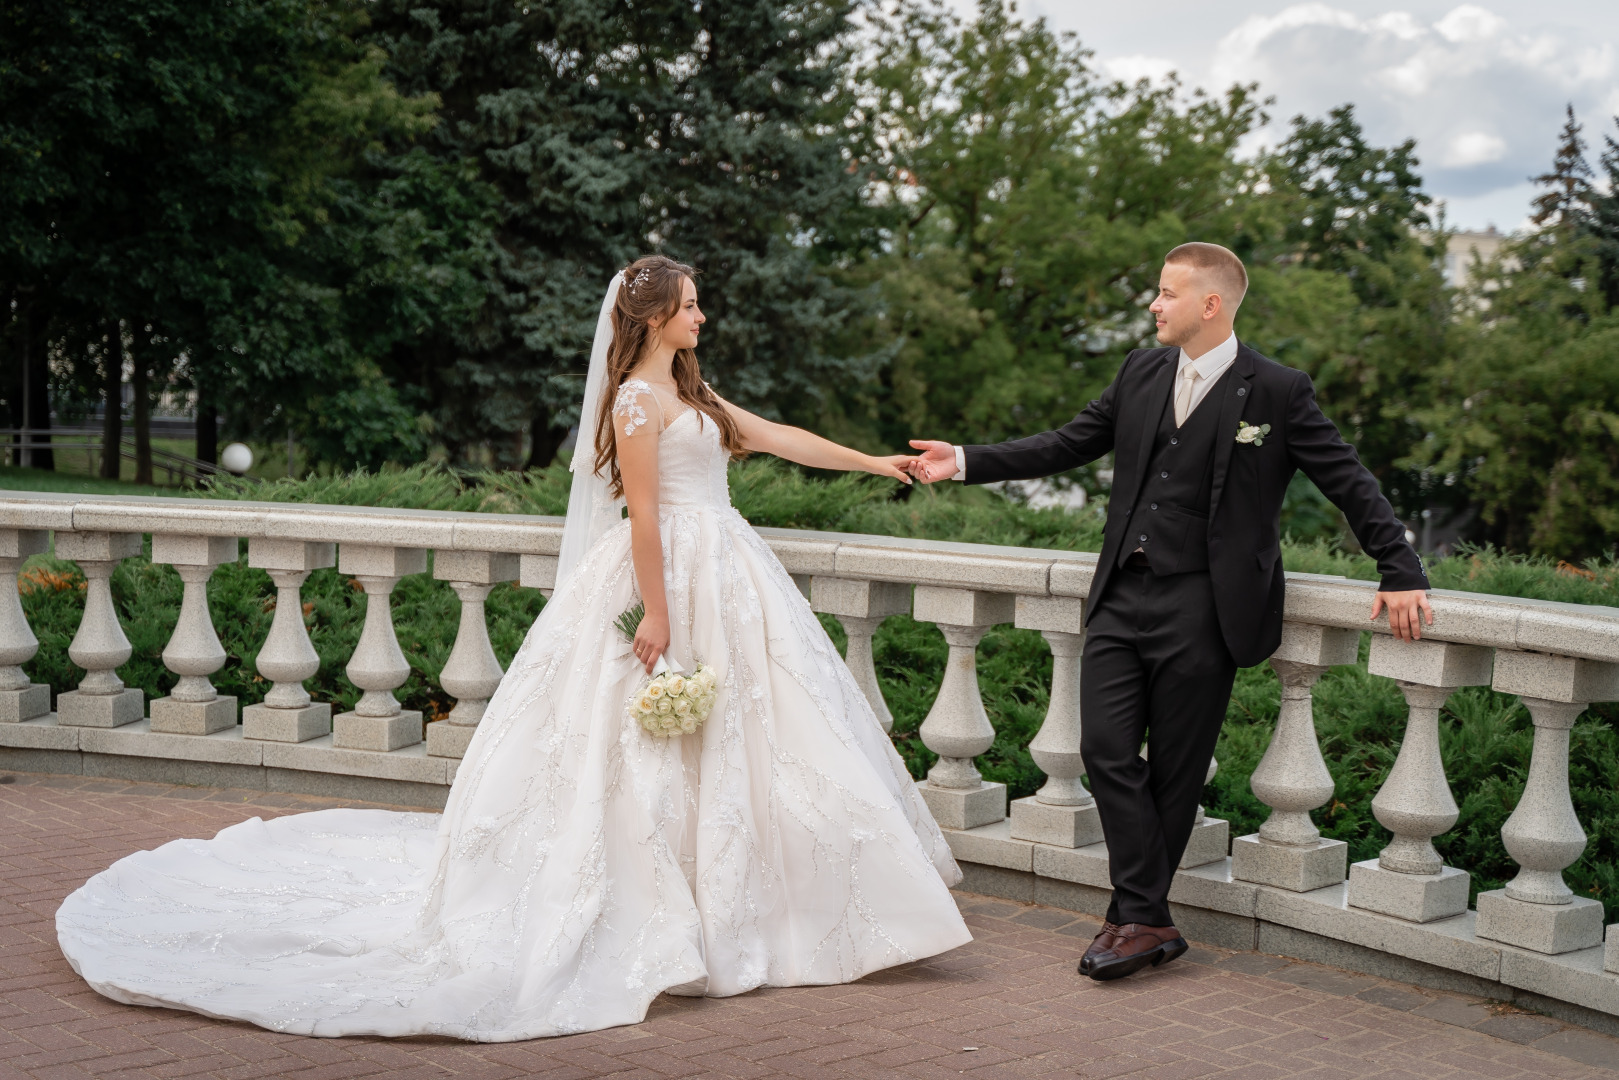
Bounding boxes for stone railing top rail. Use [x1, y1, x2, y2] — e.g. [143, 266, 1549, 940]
[4, 489, 1618, 663]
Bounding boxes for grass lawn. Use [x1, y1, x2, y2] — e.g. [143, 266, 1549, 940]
[0, 465, 178, 497]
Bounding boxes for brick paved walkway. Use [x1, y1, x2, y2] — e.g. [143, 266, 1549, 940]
[2, 771, 1617, 1079]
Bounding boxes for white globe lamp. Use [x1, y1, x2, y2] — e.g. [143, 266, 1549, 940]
[220, 442, 254, 475]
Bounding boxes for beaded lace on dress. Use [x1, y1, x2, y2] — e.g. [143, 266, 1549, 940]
[56, 382, 970, 1042]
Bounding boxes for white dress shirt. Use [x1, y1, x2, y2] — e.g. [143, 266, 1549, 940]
[945, 334, 1240, 481]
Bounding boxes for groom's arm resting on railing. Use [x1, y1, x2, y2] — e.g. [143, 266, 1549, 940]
[1284, 371, 1434, 641]
[910, 355, 1128, 484]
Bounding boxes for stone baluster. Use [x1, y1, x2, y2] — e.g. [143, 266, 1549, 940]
[810, 577, 911, 733]
[519, 554, 558, 599]
[54, 531, 145, 728]
[1474, 651, 1616, 954]
[913, 587, 1013, 830]
[1138, 743, 1228, 868]
[242, 539, 336, 742]
[332, 544, 427, 752]
[1232, 623, 1359, 891]
[1348, 636, 1493, 923]
[1180, 755, 1229, 868]
[148, 535, 240, 735]
[0, 529, 50, 723]
[1007, 595, 1101, 848]
[427, 550, 518, 759]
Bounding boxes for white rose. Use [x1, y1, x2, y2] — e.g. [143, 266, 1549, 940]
[656, 699, 673, 715]
[635, 694, 655, 714]
[666, 675, 687, 696]
[680, 716, 698, 734]
[646, 682, 664, 700]
[674, 698, 692, 716]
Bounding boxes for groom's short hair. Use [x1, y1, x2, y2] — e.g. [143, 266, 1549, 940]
[1165, 243, 1248, 310]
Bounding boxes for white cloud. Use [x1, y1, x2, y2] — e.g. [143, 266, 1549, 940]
[1208, 4, 1617, 227]
[1433, 4, 1507, 42]
[1444, 131, 1508, 166]
[1100, 54, 1179, 85]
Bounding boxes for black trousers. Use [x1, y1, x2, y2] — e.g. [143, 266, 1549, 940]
[1080, 564, 1237, 926]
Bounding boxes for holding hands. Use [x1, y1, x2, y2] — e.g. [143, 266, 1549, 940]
[906, 440, 958, 484]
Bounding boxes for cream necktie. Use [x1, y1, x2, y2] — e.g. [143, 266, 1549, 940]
[1174, 365, 1201, 427]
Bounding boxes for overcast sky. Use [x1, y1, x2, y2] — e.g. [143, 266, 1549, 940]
[959, 2, 1619, 232]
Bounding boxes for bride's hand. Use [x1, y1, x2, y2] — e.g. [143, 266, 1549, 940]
[633, 611, 671, 674]
[865, 454, 916, 485]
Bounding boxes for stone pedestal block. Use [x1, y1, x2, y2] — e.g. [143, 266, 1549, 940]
[1009, 795, 1101, 848]
[149, 695, 238, 736]
[1606, 924, 1619, 975]
[920, 779, 1006, 831]
[0, 684, 51, 724]
[1179, 816, 1230, 869]
[56, 688, 144, 728]
[242, 702, 331, 743]
[333, 709, 422, 752]
[426, 721, 477, 759]
[1475, 890, 1604, 955]
[1347, 859, 1470, 923]
[1231, 833, 1348, 892]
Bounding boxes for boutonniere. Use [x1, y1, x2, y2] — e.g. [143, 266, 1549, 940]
[1236, 421, 1271, 446]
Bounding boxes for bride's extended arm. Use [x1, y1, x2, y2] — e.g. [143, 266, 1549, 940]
[615, 387, 670, 674]
[714, 395, 913, 483]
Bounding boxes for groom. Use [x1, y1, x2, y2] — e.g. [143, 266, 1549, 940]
[911, 242, 1433, 982]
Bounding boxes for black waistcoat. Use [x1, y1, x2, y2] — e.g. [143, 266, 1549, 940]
[1115, 371, 1228, 575]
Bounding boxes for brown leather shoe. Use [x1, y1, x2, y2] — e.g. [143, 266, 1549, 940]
[1078, 922, 1124, 976]
[1084, 923, 1188, 982]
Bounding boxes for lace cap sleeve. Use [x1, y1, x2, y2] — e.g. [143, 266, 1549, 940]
[612, 378, 662, 439]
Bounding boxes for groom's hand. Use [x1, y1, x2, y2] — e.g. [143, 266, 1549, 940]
[1371, 590, 1434, 642]
[908, 440, 958, 484]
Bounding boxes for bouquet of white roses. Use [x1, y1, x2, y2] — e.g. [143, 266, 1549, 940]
[616, 603, 719, 738]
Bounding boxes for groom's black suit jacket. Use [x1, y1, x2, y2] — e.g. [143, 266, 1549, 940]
[963, 342, 1427, 667]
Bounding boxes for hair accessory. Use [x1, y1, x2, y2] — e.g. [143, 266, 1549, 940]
[626, 267, 652, 294]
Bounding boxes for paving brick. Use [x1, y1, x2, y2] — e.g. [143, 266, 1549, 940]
[1, 772, 1618, 1079]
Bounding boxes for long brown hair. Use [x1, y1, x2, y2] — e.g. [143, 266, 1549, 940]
[593, 255, 746, 497]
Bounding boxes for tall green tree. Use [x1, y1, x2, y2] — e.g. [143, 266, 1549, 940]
[1245, 106, 1450, 520]
[1418, 110, 1619, 558]
[0, 0, 495, 471]
[363, 0, 876, 466]
[850, 0, 1264, 470]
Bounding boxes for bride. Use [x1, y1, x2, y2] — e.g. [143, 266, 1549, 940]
[56, 255, 971, 1041]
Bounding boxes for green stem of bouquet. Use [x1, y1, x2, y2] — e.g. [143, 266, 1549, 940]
[615, 602, 645, 642]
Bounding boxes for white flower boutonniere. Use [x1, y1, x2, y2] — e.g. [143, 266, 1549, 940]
[1236, 421, 1271, 446]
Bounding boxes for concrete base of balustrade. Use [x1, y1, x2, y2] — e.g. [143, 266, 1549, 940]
[332, 710, 423, 753]
[1008, 796, 1101, 848]
[426, 721, 478, 759]
[0, 715, 76, 751]
[0, 684, 51, 723]
[1608, 926, 1619, 975]
[1232, 833, 1349, 892]
[242, 702, 332, 743]
[0, 714, 454, 809]
[944, 819, 1619, 1034]
[149, 695, 238, 736]
[1180, 817, 1229, 869]
[1348, 859, 1471, 923]
[1475, 890, 1605, 955]
[55, 688, 144, 729]
[919, 779, 1006, 831]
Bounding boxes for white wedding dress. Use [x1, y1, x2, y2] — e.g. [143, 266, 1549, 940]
[56, 381, 970, 1042]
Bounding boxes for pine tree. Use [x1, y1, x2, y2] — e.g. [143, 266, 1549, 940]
[1587, 124, 1619, 309]
[1529, 105, 1593, 231]
[364, 0, 875, 466]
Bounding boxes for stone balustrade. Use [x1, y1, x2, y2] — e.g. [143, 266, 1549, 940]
[2, 489, 1618, 1027]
